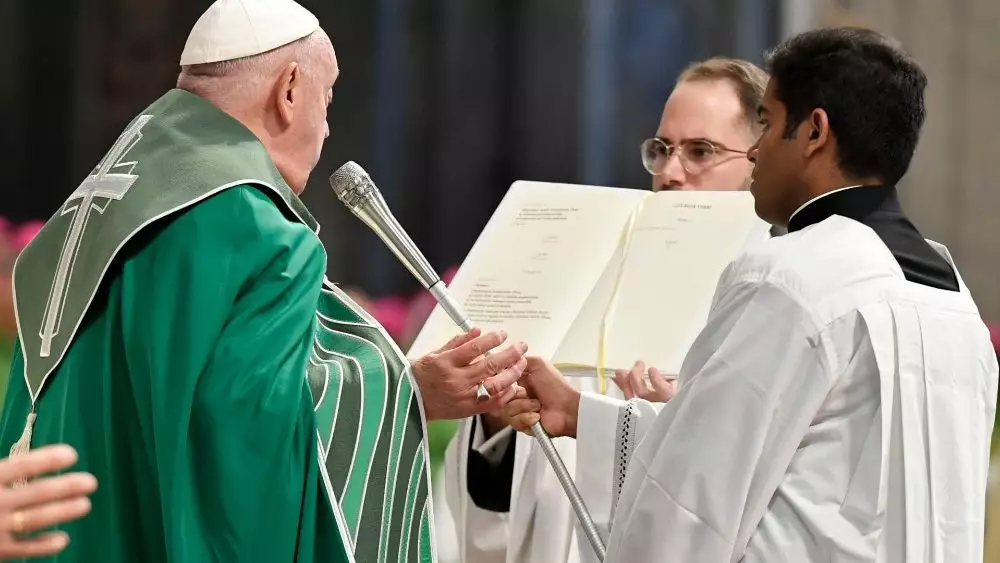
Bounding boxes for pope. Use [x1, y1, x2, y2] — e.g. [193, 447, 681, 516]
[0, 0, 526, 561]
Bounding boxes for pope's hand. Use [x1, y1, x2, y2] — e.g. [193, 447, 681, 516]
[412, 328, 528, 420]
[503, 356, 580, 438]
[612, 360, 676, 402]
[0, 445, 98, 559]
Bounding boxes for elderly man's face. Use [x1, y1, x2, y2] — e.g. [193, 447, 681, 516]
[645, 79, 757, 192]
[272, 31, 339, 193]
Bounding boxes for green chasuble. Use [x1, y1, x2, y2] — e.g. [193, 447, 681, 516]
[0, 89, 436, 562]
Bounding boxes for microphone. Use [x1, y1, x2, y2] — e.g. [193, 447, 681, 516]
[329, 161, 606, 560]
[330, 162, 473, 346]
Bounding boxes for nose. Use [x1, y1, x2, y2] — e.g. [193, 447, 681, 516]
[661, 151, 687, 188]
[746, 139, 760, 164]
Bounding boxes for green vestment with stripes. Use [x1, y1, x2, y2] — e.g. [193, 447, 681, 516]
[0, 89, 436, 563]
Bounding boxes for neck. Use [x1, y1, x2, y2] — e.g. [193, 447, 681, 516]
[782, 172, 883, 226]
[223, 105, 269, 141]
[788, 183, 901, 234]
[810, 170, 882, 200]
[201, 101, 304, 194]
[268, 152, 306, 194]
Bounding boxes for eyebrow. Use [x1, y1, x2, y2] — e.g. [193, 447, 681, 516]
[656, 136, 713, 145]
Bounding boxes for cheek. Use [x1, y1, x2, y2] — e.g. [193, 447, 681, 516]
[316, 107, 330, 143]
[701, 160, 753, 190]
[299, 105, 327, 151]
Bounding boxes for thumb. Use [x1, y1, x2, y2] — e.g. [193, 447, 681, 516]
[511, 412, 540, 436]
[524, 356, 548, 373]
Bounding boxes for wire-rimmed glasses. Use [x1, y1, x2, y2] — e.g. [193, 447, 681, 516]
[640, 138, 748, 176]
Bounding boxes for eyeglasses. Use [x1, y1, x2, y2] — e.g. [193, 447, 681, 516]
[640, 138, 748, 176]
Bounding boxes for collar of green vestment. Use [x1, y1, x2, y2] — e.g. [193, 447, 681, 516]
[12, 89, 319, 403]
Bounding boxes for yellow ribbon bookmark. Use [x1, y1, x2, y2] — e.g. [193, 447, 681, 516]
[555, 192, 651, 394]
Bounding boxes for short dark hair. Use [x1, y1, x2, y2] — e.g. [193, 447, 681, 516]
[678, 58, 769, 135]
[765, 27, 927, 185]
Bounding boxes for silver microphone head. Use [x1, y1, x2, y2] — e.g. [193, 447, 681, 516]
[330, 161, 376, 209]
[329, 161, 440, 289]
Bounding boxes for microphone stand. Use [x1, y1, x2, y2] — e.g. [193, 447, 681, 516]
[330, 162, 607, 561]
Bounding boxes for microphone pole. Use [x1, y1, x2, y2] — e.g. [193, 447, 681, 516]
[329, 161, 607, 561]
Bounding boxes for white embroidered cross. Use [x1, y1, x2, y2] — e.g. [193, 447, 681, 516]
[39, 114, 153, 357]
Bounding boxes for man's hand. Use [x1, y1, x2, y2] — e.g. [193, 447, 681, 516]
[503, 357, 580, 438]
[0, 445, 98, 559]
[412, 328, 528, 420]
[612, 361, 676, 402]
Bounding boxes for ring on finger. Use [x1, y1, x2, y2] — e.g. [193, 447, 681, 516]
[476, 382, 490, 402]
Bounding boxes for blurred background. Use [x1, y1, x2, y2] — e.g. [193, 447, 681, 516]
[1, 0, 997, 560]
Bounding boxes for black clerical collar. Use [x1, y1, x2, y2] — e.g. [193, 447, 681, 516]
[787, 185, 898, 233]
[784, 184, 959, 292]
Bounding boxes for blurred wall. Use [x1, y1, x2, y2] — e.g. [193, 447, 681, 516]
[5, 0, 992, 320]
[786, 0, 1000, 321]
[1, 0, 778, 303]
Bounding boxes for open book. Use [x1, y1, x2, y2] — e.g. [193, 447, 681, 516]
[407, 181, 771, 390]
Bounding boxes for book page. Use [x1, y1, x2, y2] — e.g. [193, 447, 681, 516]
[406, 181, 649, 359]
[552, 190, 770, 374]
[549, 224, 631, 369]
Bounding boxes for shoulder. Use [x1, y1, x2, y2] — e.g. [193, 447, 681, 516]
[170, 184, 319, 246]
[718, 217, 900, 318]
[193, 184, 317, 239]
[139, 184, 326, 276]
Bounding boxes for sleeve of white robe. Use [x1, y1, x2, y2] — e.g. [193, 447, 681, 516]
[576, 393, 664, 538]
[605, 278, 834, 563]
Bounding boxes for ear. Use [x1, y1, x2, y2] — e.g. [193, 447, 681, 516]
[274, 62, 301, 128]
[802, 108, 830, 158]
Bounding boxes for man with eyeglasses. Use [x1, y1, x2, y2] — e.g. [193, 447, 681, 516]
[441, 57, 769, 563]
[641, 58, 764, 193]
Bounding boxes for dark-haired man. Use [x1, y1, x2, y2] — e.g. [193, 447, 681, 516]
[514, 27, 999, 562]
